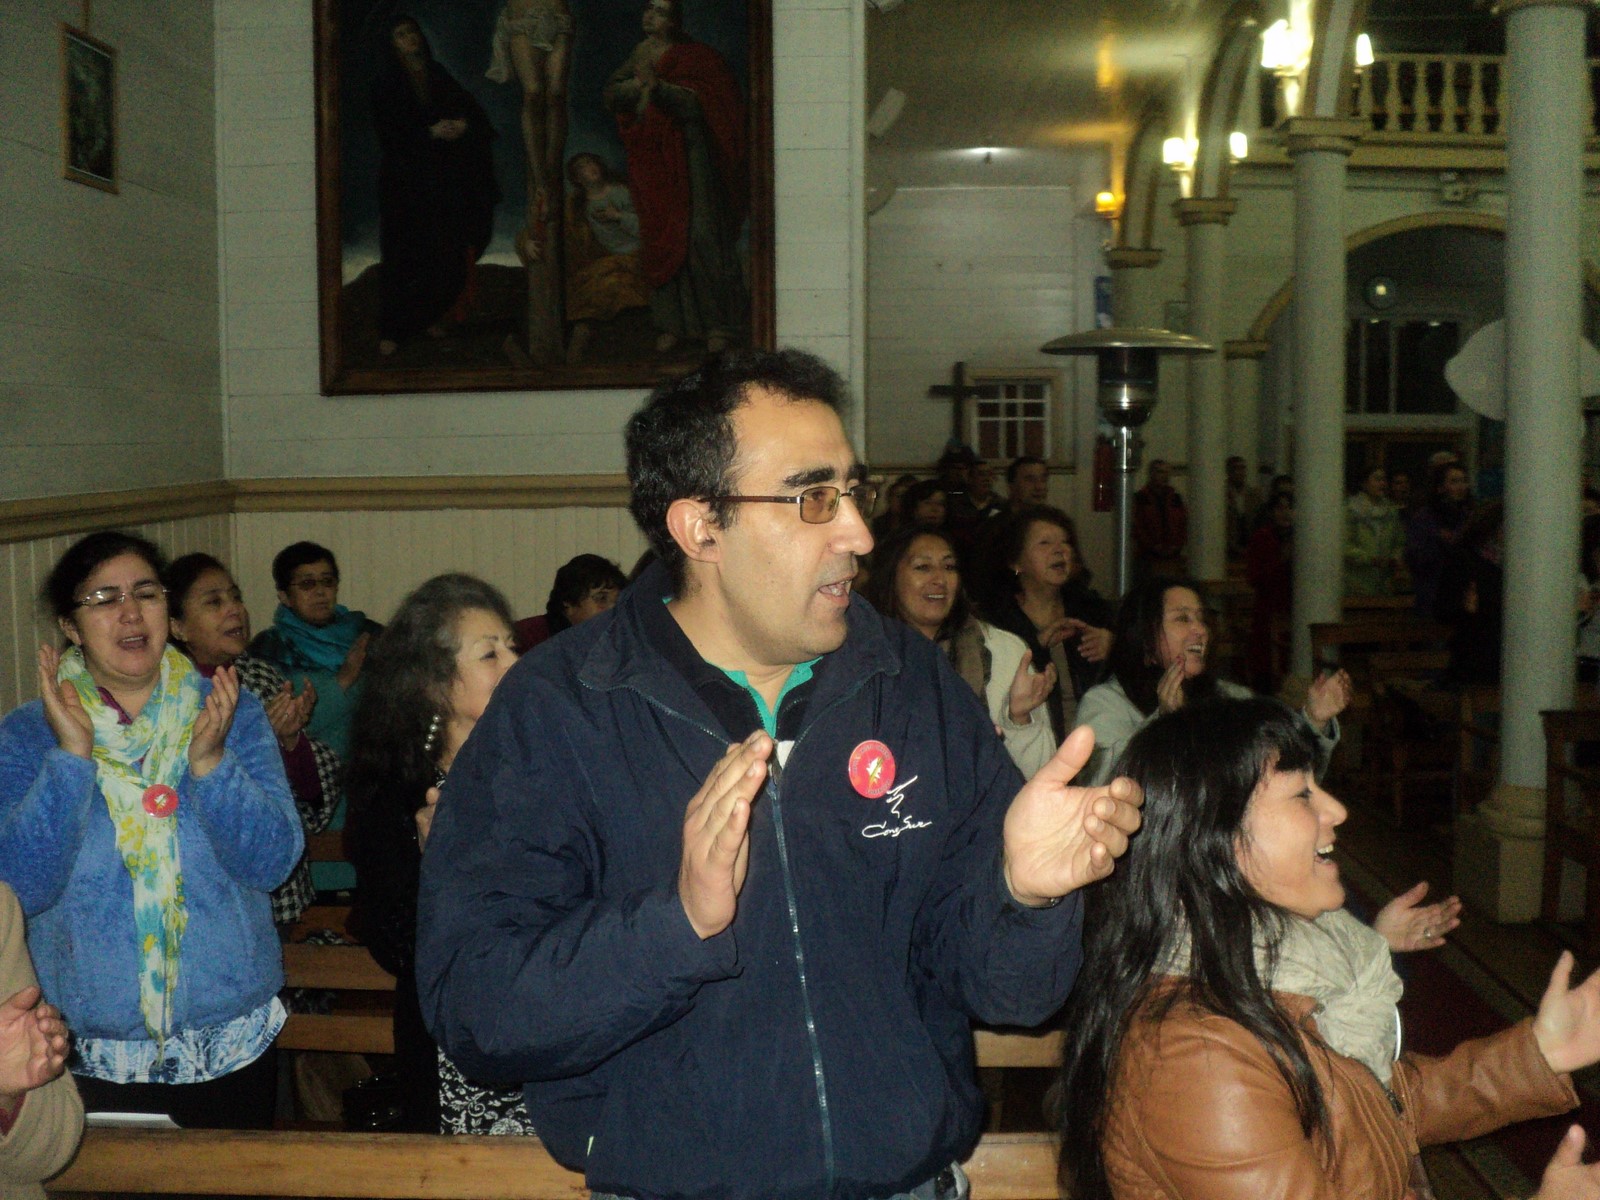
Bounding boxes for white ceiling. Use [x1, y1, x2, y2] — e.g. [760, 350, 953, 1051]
[866, 0, 1244, 188]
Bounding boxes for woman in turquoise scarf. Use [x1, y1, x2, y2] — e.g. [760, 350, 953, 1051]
[247, 541, 382, 894]
[0, 531, 301, 1128]
[246, 541, 382, 761]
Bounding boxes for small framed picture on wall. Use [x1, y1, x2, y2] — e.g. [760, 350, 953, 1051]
[61, 24, 117, 193]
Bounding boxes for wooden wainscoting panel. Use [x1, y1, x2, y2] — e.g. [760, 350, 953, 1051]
[0, 483, 234, 546]
[232, 507, 646, 632]
[231, 475, 630, 513]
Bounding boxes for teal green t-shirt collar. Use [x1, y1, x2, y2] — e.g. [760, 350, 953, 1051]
[721, 659, 819, 736]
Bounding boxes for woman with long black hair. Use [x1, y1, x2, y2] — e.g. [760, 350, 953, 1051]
[1074, 578, 1347, 789]
[1056, 697, 1600, 1200]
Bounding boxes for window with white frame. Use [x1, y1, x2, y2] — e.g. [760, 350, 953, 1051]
[968, 374, 1052, 462]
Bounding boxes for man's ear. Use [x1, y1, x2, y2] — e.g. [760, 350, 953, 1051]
[276, 589, 290, 608]
[666, 498, 722, 565]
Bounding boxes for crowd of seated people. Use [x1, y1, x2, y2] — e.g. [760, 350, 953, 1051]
[2, 418, 1592, 1200]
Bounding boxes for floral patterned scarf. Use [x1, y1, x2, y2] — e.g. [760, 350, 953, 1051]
[58, 644, 201, 1041]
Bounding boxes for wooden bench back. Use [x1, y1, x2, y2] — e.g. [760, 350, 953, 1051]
[1309, 619, 1451, 665]
[48, 1129, 1063, 1200]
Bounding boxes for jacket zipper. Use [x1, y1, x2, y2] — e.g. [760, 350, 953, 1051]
[765, 677, 873, 1195]
[597, 673, 874, 1194]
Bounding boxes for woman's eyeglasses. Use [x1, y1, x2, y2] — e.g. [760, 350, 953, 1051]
[76, 583, 167, 610]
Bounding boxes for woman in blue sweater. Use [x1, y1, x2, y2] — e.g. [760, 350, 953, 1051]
[0, 531, 301, 1128]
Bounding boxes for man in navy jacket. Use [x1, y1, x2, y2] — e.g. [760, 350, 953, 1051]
[416, 349, 1142, 1200]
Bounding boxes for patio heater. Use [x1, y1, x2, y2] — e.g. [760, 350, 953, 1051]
[1040, 327, 1212, 596]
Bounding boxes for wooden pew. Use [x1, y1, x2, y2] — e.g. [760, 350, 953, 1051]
[1454, 685, 1501, 818]
[279, 944, 397, 1054]
[1341, 594, 1414, 620]
[1308, 618, 1452, 796]
[974, 1028, 1062, 1068]
[48, 1128, 1063, 1200]
[286, 832, 355, 941]
[291, 904, 355, 940]
[1362, 649, 1454, 822]
[1309, 618, 1452, 674]
[1541, 708, 1600, 951]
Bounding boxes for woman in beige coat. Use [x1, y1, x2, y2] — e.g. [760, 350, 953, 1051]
[0, 882, 82, 1200]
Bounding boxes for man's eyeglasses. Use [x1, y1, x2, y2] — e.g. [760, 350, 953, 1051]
[289, 574, 339, 593]
[76, 583, 167, 610]
[719, 483, 878, 524]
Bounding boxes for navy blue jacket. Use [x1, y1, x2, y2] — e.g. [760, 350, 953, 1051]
[415, 566, 1083, 1200]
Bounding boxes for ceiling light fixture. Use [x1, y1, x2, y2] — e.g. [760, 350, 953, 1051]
[1161, 137, 1195, 171]
[867, 88, 906, 139]
[1260, 18, 1311, 74]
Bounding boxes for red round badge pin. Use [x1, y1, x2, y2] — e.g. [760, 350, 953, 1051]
[848, 740, 895, 799]
[142, 784, 178, 819]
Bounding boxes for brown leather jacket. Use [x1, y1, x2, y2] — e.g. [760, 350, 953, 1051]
[1102, 989, 1577, 1199]
[0, 883, 83, 1200]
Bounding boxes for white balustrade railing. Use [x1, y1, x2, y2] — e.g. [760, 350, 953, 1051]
[1260, 53, 1600, 140]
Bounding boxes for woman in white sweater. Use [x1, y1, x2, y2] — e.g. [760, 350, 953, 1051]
[1075, 578, 1459, 956]
[864, 525, 1056, 776]
[1075, 578, 1350, 788]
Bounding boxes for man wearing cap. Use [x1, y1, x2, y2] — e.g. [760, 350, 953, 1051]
[416, 348, 1141, 1200]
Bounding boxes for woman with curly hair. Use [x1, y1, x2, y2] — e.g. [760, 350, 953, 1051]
[344, 574, 527, 1135]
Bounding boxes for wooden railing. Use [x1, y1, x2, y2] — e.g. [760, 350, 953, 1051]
[1261, 53, 1600, 141]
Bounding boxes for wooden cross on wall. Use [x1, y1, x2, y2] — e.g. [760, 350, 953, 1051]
[926, 361, 971, 443]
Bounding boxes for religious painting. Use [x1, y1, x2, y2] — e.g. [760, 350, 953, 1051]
[314, 0, 774, 395]
[61, 25, 117, 194]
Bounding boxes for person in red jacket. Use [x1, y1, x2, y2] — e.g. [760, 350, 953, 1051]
[1132, 459, 1188, 581]
[1244, 490, 1295, 693]
[604, 0, 747, 355]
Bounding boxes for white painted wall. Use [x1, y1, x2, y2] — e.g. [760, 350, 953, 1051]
[0, 1, 221, 502]
[865, 185, 1084, 466]
[216, 0, 865, 480]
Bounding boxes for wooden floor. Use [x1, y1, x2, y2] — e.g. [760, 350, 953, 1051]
[1335, 785, 1600, 1200]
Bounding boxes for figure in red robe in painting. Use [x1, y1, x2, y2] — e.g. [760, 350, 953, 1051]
[603, 0, 747, 355]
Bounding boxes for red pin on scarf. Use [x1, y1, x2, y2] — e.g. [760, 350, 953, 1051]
[848, 740, 895, 799]
[142, 784, 178, 819]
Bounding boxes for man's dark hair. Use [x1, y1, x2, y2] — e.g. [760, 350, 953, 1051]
[272, 541, 339, 593]
[625, 349, 851, 591]
[1006, 455, 1046, 485]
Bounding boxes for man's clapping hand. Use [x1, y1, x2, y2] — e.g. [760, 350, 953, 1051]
[679, 731, 771, 939]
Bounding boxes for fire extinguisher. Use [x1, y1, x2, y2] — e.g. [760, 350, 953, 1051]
[1092, 435, 1115, 513]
